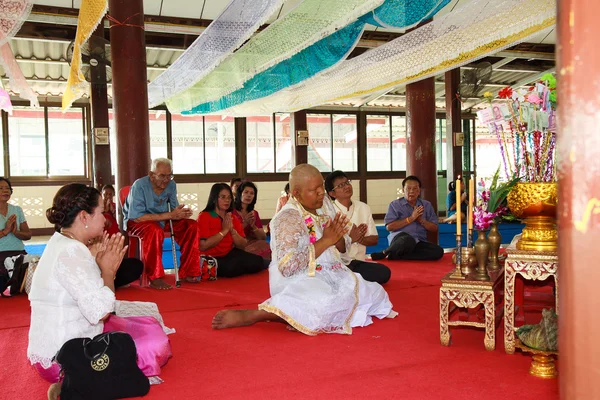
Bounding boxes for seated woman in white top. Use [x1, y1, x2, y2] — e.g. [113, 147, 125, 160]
[28, 184, 172, 393]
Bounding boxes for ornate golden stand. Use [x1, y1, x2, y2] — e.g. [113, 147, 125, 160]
[440, 268, 504, 351]
[514, 338, 558, 379]
[504, 247, 558, 354]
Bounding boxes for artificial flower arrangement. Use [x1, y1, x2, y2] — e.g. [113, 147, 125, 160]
[477, 74, 557, 183]
[473, 168, 520, 230]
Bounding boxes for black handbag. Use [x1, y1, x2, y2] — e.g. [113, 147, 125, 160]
[55, 331, 150, 400]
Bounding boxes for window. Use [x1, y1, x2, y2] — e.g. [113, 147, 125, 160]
[149, 110, 168, 160]
[246, 113, 293, 173]
[391, 115, 406, 171]
[204, 115, 235, 173]
[275, 113, 293, 173]
[8, 106, 46, 176]
[48, 107, 86, 176]
[366, 115, 391, 171]
[246, 115, 274, 173]
[436, 118, 447, 171]
[172, 114, 204, 174]
[366, 114, 407, 172]
[475, 117, 504, 180]
[332, 114, 358, 172]
[307, 113, 332, 172]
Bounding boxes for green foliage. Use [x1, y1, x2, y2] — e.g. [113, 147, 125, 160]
[486, 166, 520, 214]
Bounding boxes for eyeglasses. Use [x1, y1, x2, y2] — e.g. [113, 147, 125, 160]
[218, 195, 233, 200]
[153, 173, 174, 181]
[333, 180, 352, 190]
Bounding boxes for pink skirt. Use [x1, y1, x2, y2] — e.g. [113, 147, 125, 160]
[34, 315, 172, 383]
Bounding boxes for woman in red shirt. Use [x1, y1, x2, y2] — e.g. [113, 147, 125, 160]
[197, 183, 265, 278]
[232, 181, 271, 260]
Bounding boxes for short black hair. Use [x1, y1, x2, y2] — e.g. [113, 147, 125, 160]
[102, 184, 115, 192]
[402, 175, 421, 189]
[230, 177, 242, 187]
[234, 181, 258, 212]
[203, 183, 233, 213]
[0, 177, 13, 194]
[324, 170, 348, 199]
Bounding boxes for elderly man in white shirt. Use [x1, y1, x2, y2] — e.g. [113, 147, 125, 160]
[325, 171, 391, 284]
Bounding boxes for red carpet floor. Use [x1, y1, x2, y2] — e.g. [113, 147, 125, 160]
[0, 254, 558, 399]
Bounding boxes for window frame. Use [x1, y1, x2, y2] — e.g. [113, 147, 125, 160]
[2, 100, 91, 185]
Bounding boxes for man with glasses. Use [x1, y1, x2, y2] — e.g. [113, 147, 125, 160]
[371, 176, 444, 262]
[324, 170, 391, 284]
[123, 158, 201, 289]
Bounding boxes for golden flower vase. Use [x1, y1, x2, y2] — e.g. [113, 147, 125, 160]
[507, 182, 558, 252]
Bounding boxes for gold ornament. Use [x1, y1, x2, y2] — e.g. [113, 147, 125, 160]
[91, 354, 110, 372]
[507, 182, 557, 251]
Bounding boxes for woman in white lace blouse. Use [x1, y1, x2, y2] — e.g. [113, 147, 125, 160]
[28, 184, 172, 390]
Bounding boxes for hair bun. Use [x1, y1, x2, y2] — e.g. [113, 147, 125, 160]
[46, 207, 66, 225]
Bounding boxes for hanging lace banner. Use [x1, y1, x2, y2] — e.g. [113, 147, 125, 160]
[359, 0, 448, 29]
[166, 0, 385, 113]
[183, 0, 452, 115]
[148, 0, 285, 108]
[62, 0, 108, 111]
[0, 43, 38, 107]
[0, 87, 12, 114]
[220, 0, 556, 116]
[0, 0, 32, 46]
[0, 0, 38, 107]
[183, 21, 365, 115]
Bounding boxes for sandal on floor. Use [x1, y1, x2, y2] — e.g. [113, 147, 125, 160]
[184, 276, 202, 283]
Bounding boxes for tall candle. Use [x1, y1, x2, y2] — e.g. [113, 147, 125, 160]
[468, 177, 474, 231]
[456, 177, 461, 235]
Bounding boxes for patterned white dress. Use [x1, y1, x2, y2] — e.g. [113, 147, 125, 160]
[259, 197, 395, 335]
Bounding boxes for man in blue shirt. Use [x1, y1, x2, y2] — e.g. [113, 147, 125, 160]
[123, 158, 201, 289]
[371, 176, 444, 261]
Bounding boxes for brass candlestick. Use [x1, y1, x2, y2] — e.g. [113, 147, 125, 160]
[449, 234, 465, 279]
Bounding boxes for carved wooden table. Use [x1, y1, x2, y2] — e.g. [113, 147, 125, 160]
[440, 268, 504, 351]
[504, 248, 558, 354]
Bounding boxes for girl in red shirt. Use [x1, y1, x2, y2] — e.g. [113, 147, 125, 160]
[232, 181, 271, 260]
[197, 183, 265, 277]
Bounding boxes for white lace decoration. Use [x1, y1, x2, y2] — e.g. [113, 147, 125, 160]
[165, 0, 385, 113]
[0, 0, 39, 107]
[148, 0, 285, 108]
[219, 0, 556, 116]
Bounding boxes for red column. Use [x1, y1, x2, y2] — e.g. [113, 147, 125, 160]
[557, 0, 600, 399]
[90, 25, 112, 189]
[406, 78, 438, 242]
[445, 69, 463, 182]
[109, 0, 150, 190]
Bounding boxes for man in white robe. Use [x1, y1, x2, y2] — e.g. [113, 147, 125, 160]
[212, 164, 396, 335]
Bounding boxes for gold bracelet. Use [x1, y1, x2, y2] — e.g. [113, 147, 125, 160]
[406, 217, 411, 225]
[218, 231, 225, 237]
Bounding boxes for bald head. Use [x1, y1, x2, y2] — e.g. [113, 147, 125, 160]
[290, 164, 321, 192]
[289, 164, 325, 212]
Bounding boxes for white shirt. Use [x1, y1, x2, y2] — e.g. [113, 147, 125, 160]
[27, 232, 115, 368]
[333, 199, 378, 263]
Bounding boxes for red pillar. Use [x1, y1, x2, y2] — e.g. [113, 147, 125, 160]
[406, 78, 438, 242]
[445, 69, 463, 182]
[557, 0, 600, 398]
[109, 0, 150, 190]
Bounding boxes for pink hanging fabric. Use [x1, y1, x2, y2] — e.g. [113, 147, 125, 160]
[0, 0, 39, 107]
